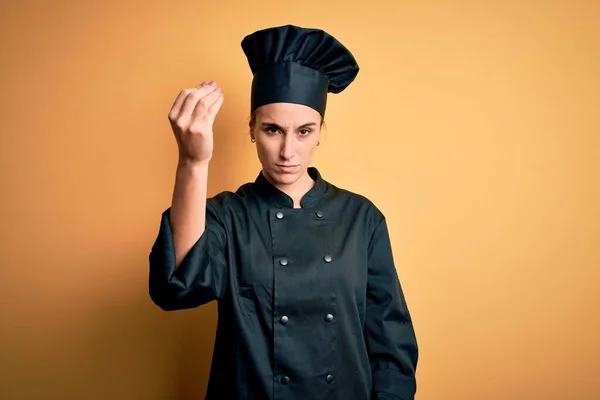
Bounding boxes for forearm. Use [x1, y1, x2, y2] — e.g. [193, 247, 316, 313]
[368, 309, 418, 400]
[366, 216, 419, 399]
[169, 159, 209, 268]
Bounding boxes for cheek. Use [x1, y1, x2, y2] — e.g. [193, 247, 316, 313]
[300, 142, 317, 158]
[257, 141, 277, 159]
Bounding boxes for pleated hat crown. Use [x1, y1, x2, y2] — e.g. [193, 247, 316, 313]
[241, 24, 359, 116]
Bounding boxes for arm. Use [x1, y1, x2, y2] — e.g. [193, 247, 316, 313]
[148, 162, 228, 311]
[149, 82, 227, 311]
[365, 217, 419, 400]
[170, 160, 210, 269]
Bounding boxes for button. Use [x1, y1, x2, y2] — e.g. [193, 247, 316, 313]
[316, 210, 323, 218]
[325, 314, 333, 322]
[279, 258, 288, 266]
[281, 376, 290, 385]
[325, 374, 334, 383]
[324, 255, 332, 263]
[276, 212, 283, 219]
[280, 316, 289, 324]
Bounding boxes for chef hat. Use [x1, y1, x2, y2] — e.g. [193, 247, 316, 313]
[241, 24, 359, 117]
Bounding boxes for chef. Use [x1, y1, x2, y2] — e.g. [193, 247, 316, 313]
[149, 24, 419, 400]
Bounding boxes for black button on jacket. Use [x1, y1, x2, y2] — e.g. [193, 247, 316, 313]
[149, 167, 418, 400]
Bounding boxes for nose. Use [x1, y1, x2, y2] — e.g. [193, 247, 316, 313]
[279, 133, 295, 160]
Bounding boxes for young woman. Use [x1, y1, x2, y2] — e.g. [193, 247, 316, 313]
[149, 24, 418, 400]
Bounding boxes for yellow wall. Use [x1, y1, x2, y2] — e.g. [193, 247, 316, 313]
[1, 1, 598, 399]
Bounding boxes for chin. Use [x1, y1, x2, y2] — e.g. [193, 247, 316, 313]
[267, 167, 303, 184]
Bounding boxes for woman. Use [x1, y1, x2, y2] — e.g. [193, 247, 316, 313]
[149, 25, 418, 400]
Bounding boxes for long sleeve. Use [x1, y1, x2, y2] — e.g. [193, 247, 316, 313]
[148, 198, 229, 311]
[365, 216, 418, 400]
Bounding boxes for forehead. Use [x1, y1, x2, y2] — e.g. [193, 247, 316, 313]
[255, 102, 321, 124]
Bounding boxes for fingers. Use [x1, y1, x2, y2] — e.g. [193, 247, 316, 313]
[168, 81, 224, 137]
[191, 85, 222, 120]
[179, 82, 219, 120]
[188, 89, 223, 132]
[208, 92, 224, 117]
[205, 91, 224, 126]
[168, 87, 196, 122]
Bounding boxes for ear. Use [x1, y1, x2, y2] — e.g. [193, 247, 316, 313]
[318, 119, 326, 142]
[317, 124, 324, 140]
[248, 119, 255, 140]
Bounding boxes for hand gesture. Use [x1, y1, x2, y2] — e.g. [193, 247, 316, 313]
[168, 81, 224, 164]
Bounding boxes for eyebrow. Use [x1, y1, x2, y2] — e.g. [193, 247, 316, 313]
[260, 122, 317, 129]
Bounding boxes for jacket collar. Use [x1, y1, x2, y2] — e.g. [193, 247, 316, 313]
[252, 166, 327, 208]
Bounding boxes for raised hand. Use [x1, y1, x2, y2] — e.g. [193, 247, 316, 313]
[168, 81, 224, 164]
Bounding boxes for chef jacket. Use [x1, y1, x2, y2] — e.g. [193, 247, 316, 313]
[149, 167, 418, 400]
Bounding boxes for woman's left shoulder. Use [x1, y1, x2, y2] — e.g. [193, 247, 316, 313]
[325, 181, 385, 222]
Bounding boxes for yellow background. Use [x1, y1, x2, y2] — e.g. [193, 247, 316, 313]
[1, 1, 598, 399]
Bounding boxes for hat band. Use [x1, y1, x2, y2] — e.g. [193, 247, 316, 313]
[250, 62, 329, 116]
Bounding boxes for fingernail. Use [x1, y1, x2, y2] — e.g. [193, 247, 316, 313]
[209, 81, 216, 86]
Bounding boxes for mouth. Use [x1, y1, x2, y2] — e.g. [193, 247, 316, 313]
[276, 164, 299, 172]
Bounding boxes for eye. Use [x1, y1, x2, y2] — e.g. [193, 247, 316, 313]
[299, 128, 312, 136]
[263, 125, 279, 134]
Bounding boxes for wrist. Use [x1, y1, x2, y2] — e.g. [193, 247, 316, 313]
[176, 159, 210, 181]
[177, 158, 210, 170]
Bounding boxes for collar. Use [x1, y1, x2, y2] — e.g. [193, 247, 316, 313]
[252, 166, 327, 208]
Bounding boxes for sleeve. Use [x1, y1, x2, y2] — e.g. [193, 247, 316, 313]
[148, 199, 229, 311]
[365, 216, 419, 400]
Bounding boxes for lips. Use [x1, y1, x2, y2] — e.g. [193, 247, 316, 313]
[277, 164, 299, 171]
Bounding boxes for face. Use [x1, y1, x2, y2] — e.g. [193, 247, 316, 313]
[250, 102, 322, 186]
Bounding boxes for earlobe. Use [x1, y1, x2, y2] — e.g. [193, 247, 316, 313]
[249, 126, 255, 143]
[248, 119, 255, 143]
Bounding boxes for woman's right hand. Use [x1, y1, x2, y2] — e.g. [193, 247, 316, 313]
[168, 81, 224, 165]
